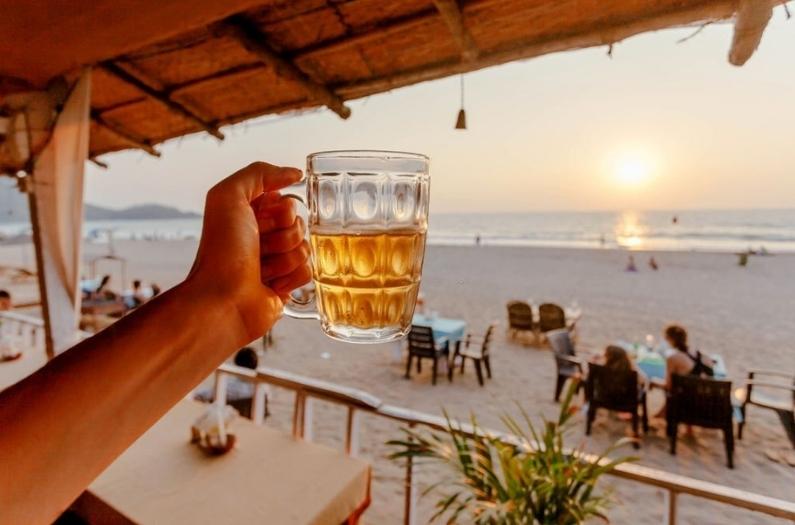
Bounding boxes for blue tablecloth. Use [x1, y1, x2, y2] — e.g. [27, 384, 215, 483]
[619, 341, 727, 381]
[412, 314, 467, 346]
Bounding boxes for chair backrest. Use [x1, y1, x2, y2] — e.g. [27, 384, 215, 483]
[481, 323, 496, 356]
[586, 362, 638, 412]
[547, 328, 575, 356]
[669, 374, 732, 429]
[507, 301, 533, 330]
[408, 325, 437, 357]
[538, 303, 566, 332]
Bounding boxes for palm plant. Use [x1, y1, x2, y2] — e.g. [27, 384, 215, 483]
[387, 381, 636, 524]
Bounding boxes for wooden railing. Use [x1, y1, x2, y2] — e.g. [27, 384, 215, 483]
[214, 364, 795, 525]
[0, 311, 46, 350]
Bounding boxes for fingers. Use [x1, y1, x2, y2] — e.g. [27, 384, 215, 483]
[260, 216, 305, 254]
[254, 194, 297, 232]
[208, 162, 302, 206]
[270, 264, 313, 296]
[261, 240, 310, 280]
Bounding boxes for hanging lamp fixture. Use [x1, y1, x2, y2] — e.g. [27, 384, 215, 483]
[454, 74, 467, 130]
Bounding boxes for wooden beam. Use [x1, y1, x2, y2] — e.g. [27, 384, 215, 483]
[89, 157, 109, 169]
[101, 62, 225, 140]
[91, 110, 161, 158]
[729, 0, 774, 66]
[335, 0, 740, 99]
[213, 17, 351, 119]
[432, 0, 479, 61]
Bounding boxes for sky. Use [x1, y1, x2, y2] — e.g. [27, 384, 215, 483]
[85, 12, 795, 214]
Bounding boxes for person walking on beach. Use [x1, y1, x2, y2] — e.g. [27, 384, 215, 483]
[0, 162, 311, 524]
[625, 255, 638, 272]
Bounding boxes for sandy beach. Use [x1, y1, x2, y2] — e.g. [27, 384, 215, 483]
[2, 239, 794, 523]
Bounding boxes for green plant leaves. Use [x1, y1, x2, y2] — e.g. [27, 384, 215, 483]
[387, 379, 635, 524]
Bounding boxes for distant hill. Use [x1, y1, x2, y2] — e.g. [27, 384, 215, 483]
[0, 181, 200, 222]
[84, 203, 200, 220]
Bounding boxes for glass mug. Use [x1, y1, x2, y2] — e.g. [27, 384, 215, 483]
[284, 150, 430, 344]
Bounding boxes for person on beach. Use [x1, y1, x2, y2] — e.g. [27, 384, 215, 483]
[654, 324, 714, 420]
[194, 347, 262, 419]
[663, 325, 714, 387]
[0, 289, 21, 361]
[593, 345, 649, 390]
[625, 255, 638, 272]
[0, 162, 311, 524]
[649, 257, 659, 271]
[0, 289, 11, 311]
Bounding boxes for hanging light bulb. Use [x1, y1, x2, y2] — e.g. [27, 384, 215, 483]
[455, 74, 467, 130]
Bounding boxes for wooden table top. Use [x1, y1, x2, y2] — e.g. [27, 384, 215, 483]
[77, 400, 371, 525]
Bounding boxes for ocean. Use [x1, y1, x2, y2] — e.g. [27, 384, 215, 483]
[0, 209, 793, 253]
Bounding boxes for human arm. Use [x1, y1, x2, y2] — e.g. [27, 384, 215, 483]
[0, 162, 311, 525]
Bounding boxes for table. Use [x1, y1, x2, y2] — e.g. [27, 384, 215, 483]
[412, 313, 467, 346]
[617, 341, 727, 385]
[70, 400, 371, 525]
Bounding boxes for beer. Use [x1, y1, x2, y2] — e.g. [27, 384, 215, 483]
[283, 150, 430, 343]
[310, 229, 426, 331]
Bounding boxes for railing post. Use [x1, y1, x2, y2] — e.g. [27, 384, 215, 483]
[404, 423, 417, 525]
[251, 384, 268, 426]
[303, 398, 314, 442]
[292, 391, 306, 439]
[344, 406, 360, 456]
[213, 370, 228, 407]
[664, 490, 678, 525]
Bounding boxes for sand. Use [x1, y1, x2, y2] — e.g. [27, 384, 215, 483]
[2, 239, 794, 523]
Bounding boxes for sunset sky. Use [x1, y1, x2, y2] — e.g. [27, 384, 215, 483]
[85, 11, 795, 214]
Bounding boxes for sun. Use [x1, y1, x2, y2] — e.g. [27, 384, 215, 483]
[614, 152, 653, 187]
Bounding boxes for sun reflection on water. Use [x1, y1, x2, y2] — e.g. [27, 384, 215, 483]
[615, 211, 648, 250]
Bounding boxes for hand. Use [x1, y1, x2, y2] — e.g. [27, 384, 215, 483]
[188, 162, 312, 343]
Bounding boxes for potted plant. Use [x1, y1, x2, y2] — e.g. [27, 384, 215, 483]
[387, 382, 636, 524]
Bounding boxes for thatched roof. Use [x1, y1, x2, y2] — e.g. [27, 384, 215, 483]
[0, 0, 784, 163]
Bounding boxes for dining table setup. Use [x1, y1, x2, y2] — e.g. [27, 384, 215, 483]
[616, 339, 728, 388]
[389, 312, 467, 364]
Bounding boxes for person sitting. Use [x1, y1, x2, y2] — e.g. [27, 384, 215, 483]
[194, 347, 263, 419]
[593, 345, 649, 391]
[124, 280, 147, 310]
[0, 290, 20, 361]
[0, 289, 11, 311]
[655, 325, 714, 421]
[663, 324, 714, 390]
[150, 282, 161, 298]
[86, 275, 118, 301]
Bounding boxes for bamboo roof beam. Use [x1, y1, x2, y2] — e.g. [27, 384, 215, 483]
[335, 0, 741, 99]
[213, 17, 351, 119]
[729, 0, 774, 66]
[432, 0, 479, 61]
[91, 110, 161, 158]
[100, 62, 225, 140]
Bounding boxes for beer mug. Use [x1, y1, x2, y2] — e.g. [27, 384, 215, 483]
[284, 150, 430, 344]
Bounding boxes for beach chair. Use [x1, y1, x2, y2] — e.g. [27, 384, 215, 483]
[585, 362, 648, 449]
[737, 370, 795, 449]
[547, 328, 584, 402]
[506, 301, 534, 343]
[449, 323, 496, 386]
[667, 374, 734, 468]
[538, 303, 566, 333]
[405, 325, 450, 386]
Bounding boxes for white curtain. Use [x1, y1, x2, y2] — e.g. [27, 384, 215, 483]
[29, 70, 91, 356]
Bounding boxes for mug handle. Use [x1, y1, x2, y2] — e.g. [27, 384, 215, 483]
[280, 191, 320, 320]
